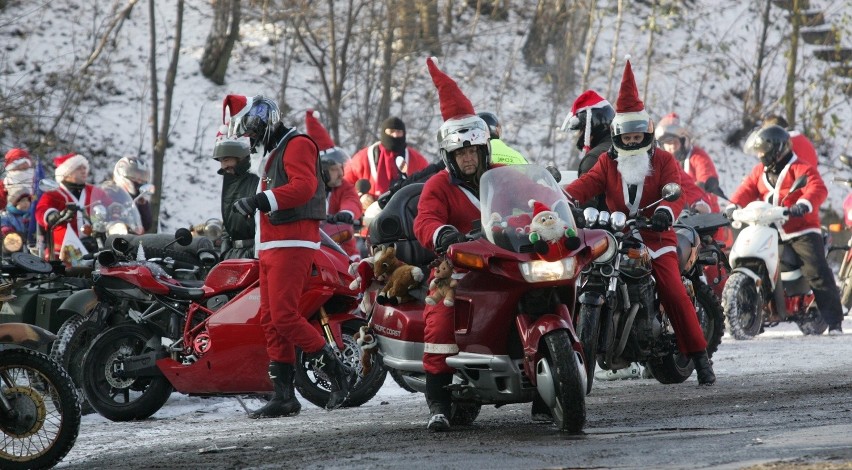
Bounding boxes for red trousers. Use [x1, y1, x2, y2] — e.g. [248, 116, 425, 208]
[259, 247, 326, 363]
[422, 302, 457, 374]
[653, 251, 708, 354]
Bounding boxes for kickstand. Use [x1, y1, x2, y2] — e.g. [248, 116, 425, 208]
[234, 396, 252, 414]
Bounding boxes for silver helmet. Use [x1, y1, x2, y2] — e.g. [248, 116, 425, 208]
[437, 114, 491, 180]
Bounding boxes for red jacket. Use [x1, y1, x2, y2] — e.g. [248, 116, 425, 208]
[326, 179, 363, 257]
[565, 148, 684, 258]
[789, 132, 818, 169]
[344, 143, 429, 197]
[414, 170, 481, 251]
[256, 135, 321, 250]
[35, 184, 107, 255]
[729, 155, 825, 240]
[684, 145, 720, 212]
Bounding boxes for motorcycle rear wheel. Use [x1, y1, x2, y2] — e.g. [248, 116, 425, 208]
[839, 264, 852, 311]
[82, 324, 173, 422]
[722, 272, 764, 340]
[542, 330, 586, 433]
[0, 348, 81, 470]
[796, 306, 828, 336]
[693, 283, 725, 358]
[645, 350, 693, 384]
[449, 402, 481, 426]
[294, 321, 388, 408]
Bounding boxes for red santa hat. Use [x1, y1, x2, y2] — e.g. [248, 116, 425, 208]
[304, 109, 336, 151]
[611, 58, 652, 135]
[4, 148, 32, 171]
[529, 199, 552, 217]
[562, 90, 612, 154]
[426, 57, 476, 120]
[54, 153, 89, 180]
[222, 94, 249, 124]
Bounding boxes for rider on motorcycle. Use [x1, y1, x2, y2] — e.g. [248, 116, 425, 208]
[113, 156, 154, 232]
[727, 125, 843, 335]
[564, 59, 716, 385]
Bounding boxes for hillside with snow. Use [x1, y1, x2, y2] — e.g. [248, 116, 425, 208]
[0, 0, 850, 229]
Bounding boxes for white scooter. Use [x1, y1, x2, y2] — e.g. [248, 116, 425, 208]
[722, 176, 827, 339]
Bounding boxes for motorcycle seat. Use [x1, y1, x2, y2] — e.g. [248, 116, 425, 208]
[166, 283, 206, 300]
[368, 183, 436, 268]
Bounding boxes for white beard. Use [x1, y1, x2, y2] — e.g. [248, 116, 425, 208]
[617, 152, 652, 186]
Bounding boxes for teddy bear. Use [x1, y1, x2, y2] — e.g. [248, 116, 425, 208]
[372, 244, 425, 305]
[348, 256, 376, 294]
[425, 258, 457, 307]
[528, 199, 581, 262]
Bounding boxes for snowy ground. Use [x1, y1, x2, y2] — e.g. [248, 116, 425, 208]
[54, 318, 852, 469]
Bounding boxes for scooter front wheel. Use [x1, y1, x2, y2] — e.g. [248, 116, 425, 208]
[721, 272, 764, 340]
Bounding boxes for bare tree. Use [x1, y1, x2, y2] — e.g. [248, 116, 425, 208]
[199, 0, 241, 85]
[605, 0, 624, 99]
[148, 0, 184, 231]
[783, 0, 802, 127]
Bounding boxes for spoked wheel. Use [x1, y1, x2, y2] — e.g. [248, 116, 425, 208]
[538, 330, 586, 433]
[722, 272, 765, 340]
[0, 348, 81, 470]
[294, 321, 388, 408]
[82, 324, 173, 422]
[692, 283, 725, 358]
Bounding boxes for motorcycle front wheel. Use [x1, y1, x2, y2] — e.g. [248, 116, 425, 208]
[575, 302, 601, 394]
[693, 282, 725, 357]
[0, 348, 81, 470]
[721, 272, 764, 340]
[50, 313, 101, 414]
[540, 330, 586, 433]
[82, 324, 173, 422]
[839, 260, 852, 311]
[645, 350, 693, 384]
[294, 321, 388, 408]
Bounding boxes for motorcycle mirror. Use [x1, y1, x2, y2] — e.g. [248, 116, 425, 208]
[789, 175, 807, 193]
[840, 154, 852, 168]
[662, 183, 682, 202]
[139, 183, 155, 196]
[38, 178, 60, 193]
[545, 166, 562, 183]
[174, 228, 193, 246]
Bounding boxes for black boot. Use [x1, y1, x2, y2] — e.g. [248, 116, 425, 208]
[249, 362, 301, 419]
[425, 372, 453, 432]
[306, 344, 355, 410]
[690, 351, 716, 386]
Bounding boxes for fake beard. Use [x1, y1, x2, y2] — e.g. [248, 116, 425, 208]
[532, 214, 566, 242]
[617, 152, 651, 186]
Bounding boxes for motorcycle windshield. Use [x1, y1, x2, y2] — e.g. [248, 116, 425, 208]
[90, 181, 145, 235]
[480, 164, 576, 253]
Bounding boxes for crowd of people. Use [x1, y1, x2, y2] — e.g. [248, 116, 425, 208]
[0, 55, 842, 433]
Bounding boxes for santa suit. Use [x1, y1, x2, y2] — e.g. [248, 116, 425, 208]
[256, 134, 327, 364]
[789, 131, 818, 169]
[344, 143, 429, 197]
[413, 169, 480, 373]
[565, 147, 708, 354]
[35, 183, 107, 256]
[683, 145, 720, 212]
[326, 179, 363, 258]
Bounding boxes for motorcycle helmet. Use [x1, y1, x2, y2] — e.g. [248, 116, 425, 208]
[230, 95, 281, 151]
[563, 104, 616, 152]
[212, 138, 251, 160]
[113, 156, 151, 197]
[476, 112, 501, 139]
[743, 125, 791, 169]
[320, 147, 350, 184]
[437, 114, 491, 181]
[654, 113, 692, 161]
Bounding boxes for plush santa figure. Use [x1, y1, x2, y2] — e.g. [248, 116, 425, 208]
[527, 199, 579, 261]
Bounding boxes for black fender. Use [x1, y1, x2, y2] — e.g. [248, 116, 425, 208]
[0, 323, 56, 349]
[56, 288, 99, 320]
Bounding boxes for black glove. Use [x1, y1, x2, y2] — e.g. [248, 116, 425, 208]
[46, 211, 61, 226]
[436, 226, 465, 254]
[326, 212, 354, 225]
[650, 210, 672, 232]
[233, 196, 259, 218]
[788, 203, 809, 217]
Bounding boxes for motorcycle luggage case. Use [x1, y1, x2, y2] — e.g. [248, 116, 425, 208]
[35, 292, 74, 333]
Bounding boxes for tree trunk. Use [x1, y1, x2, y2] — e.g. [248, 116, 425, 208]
[605, 0, 624, 99]
[199, 0, 240, 85]
[579, 0, 598, 92]
[149, 0, 184, 232]
[418, 0, 442, 56]
[784, 0, 801, 127]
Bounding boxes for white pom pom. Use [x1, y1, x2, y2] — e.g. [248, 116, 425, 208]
[624, 54, 632, 61]
[311, 109, 320, 118]
[528, 199, 536, 208]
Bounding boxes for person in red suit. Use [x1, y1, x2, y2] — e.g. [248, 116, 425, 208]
[761, 114, 819, 170]
[0, 148, 35, 209]
[304, 110, 363, 260]
[343, 116, 430, 201]
[564, 59, 716, 386]
[727, 125, 843, 335]
[228, 95, 354, 418]
[35, 153, 107, 259]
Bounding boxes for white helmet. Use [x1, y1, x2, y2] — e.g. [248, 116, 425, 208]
[113, 156, 151, 196]
[437, 114, 491, 180]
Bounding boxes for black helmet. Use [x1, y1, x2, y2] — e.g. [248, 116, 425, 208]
[212, 138, 251, 160]
[744, 125, 791, 168]
[476, 112, 500, 139]
[564, 105, 615, 151]
[230, 95, 280, 152]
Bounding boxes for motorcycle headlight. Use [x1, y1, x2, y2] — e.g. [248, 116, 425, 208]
[519, 257, 577, 283]
[593, 232, 618, 263]
[3, 232, 23, 253]
[107, 222, 129, 235]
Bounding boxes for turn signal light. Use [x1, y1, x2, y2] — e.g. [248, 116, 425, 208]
[589, 237, 608, 259]
[829, 223, 843, 233]
[451, 251, 486, 270]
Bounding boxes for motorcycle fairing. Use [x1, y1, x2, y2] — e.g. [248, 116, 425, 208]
[729, 224, 780, 289]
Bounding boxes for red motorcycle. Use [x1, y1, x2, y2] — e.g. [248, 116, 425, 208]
[830, 154, 852, 312]
[79, 229, 386, 422]
[367, 165, 601, 433]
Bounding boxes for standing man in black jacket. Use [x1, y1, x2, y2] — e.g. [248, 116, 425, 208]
[214, 137, 260, 259]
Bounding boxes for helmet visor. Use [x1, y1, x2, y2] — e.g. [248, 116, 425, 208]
[121, 163, 150, 184]
[612, 118, 651, 136]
